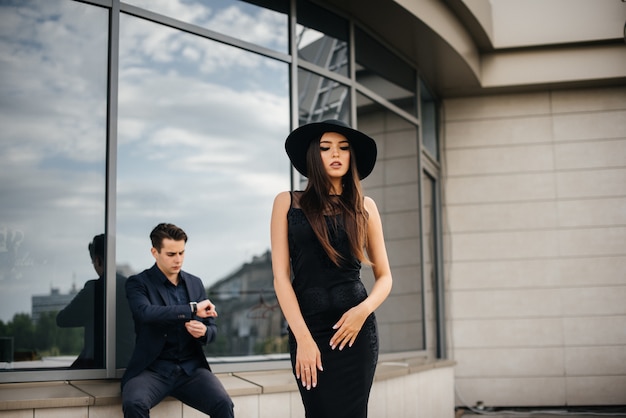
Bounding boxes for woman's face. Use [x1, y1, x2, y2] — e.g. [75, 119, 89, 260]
[319, 131, 350, 181]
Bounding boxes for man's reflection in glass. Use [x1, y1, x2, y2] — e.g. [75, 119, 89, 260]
[56, 234, 134, 369]
[56, 234, 107, 368]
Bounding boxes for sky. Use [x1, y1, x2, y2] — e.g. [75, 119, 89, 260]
[0, 0, 292, 322]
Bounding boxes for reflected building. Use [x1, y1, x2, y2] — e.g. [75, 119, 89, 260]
[297, 27, 349, 124]
[207, 250, 285, 357]
[31, 284, 78, 323]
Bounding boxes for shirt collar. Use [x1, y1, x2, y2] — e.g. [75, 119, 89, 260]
[151, 263, 186, 286]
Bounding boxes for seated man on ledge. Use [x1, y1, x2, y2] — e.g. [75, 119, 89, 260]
[121, 223, 234, 418]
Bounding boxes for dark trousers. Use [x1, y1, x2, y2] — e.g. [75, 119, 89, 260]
[122, 367, 234, 418]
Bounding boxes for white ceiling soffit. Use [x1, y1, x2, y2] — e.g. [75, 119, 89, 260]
[469, 0, 626, 49]
[327, 0, 626, 96]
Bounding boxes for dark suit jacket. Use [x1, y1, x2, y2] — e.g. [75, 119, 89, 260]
[121, 264, 217, 388]
[56, 276, 105, 368]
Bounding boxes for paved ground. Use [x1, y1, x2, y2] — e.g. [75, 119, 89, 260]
[456, 407, 626, 418]
[459, 415, 626, 418]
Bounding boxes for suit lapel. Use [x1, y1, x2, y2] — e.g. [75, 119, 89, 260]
[180, 271, 197, 302]
[148, 265, 170, 305]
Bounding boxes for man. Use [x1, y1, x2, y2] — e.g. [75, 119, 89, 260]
[121, 223, 234, 418]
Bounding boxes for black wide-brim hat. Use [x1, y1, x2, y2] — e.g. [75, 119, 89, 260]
[285, 119, 377, 180]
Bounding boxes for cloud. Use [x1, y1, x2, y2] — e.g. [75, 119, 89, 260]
[123, 0, 287, 52]
[126, 0, 212, 24]
[0, 2, 108, 165]
[113, 6, 292, 283]
[0, 0, 294, 322]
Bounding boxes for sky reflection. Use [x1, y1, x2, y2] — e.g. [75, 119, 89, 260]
[0, 0, 291, 322]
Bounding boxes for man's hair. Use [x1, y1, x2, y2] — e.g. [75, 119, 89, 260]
[150, 223, 188, 251]
[88, 234, 105, 262]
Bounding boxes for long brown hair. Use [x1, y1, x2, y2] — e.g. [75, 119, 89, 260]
[299, 135, 370, 266]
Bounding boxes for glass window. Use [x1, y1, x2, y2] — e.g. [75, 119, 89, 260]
[423, 171, 442, 358]
[124, 0, 289, 53]
[296, 0, 349, 77]
[420, 79, 439, 160]
[117, 14, 290, 360]
[0, 0, 108, 370]
[297, 68, 351, 126]
[356, 94, 425, 353]
[355, 27, 417, 116]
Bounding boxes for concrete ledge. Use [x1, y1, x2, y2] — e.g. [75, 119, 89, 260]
[0, 381, 92, 410]
[0, 357, 454, 412]
[376, 357, 456, 380]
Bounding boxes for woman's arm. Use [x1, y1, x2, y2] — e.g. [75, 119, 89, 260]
[270, 191, 322, 390]
[361, 196, 393, 313]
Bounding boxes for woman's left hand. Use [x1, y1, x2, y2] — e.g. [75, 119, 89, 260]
[330, 304, 370, 350]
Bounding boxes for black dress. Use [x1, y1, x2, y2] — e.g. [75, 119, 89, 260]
[287, 192, 378, 418]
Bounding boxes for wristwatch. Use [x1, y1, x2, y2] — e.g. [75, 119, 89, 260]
[190, 302, 198, 315]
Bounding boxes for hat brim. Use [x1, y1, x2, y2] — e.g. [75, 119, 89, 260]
[285, 120, 377, 180]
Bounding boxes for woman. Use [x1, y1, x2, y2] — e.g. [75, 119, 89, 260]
[270, 119, 393, 418]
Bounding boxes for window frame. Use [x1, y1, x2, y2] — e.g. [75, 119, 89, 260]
[0, 0, 445, 383]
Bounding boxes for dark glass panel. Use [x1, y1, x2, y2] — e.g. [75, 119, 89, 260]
[355, 27, 417, 116]
[420, 79, 439, 160]
[297, 68, 350, 126]
[356, 93, 425, 353]
[422, 172, 439, 356]
[296, 0, 349, 77]
[0, 0, 108, 369]
[124, 0, 289, 53]
[117, 14, 290, 359]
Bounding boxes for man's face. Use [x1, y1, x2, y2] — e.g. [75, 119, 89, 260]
[151, 238, 185, 280]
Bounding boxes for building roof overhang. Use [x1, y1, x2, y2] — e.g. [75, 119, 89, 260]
[326, 0, 626, 97]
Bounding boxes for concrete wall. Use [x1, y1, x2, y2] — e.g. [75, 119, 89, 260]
[0, 361, 456, 418]
[443, 86, 626, 407]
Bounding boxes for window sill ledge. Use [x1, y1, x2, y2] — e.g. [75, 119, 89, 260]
[0, 356, 455, 411]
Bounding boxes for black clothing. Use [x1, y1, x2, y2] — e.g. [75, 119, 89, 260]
[287, 192, 378, 418]
[56, 277, 105, 368]
[121, 264, 233, 418]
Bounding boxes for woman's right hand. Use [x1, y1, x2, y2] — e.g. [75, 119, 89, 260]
[295, 336, 323, 390]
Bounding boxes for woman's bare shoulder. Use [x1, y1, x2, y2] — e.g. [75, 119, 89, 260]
[363, 195, 378, 210]
[272, 191, 293, 213]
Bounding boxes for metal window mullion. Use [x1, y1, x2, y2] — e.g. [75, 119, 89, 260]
[105, 0, 120, 377]
[416, 75, 427, 353]
[349, 20, 357, 127]
[433, 101, 446, 359]
[289, 0, 298, 190]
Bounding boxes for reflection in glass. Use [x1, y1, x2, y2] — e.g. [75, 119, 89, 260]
[206, 251, 285, 356]
[355, 27, 417, 116]
[0, 1, 108, 369]
[420, 79, 439, 160]
[298, 68, 350, 126]
[296, 0, 349, 77]
[124, 0, 289, 53]
[117, 14, 290, 359]
[356, 94, 424, 353]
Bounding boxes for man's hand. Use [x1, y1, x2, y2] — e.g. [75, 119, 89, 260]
[185, 320, 208, 338]
[196, 299, 218, 318]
